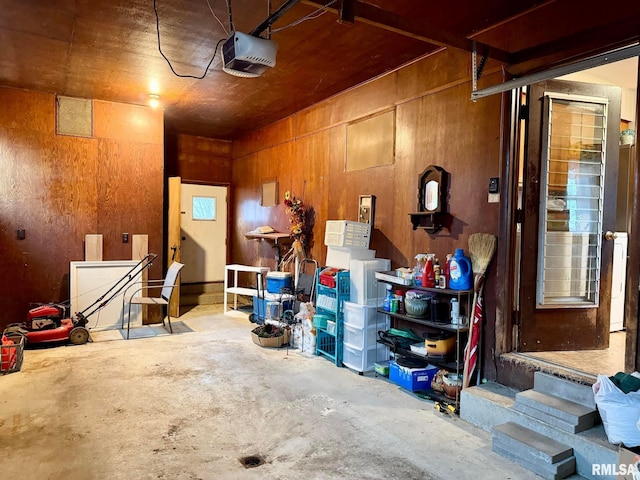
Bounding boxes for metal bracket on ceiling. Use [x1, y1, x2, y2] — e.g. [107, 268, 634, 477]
[250, 0, 302, 37]
[472, 41, 489, 102]
[338, 0, 355, 24]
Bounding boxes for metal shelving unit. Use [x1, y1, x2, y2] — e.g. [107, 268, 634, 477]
[374, 271, 472, 410]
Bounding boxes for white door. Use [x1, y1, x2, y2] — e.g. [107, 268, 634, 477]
[610, 232, 628, 332]
[180, 184, 228, 283]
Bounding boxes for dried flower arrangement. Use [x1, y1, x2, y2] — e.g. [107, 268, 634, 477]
[280, 190, 310, 270]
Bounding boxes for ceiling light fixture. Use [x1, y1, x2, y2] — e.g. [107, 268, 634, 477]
[148, 94, 160, 109]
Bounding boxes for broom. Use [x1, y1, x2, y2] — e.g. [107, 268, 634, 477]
[462, 233, 497, 388]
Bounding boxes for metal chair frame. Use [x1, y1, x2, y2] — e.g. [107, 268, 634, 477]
[121, 262, 184, 339]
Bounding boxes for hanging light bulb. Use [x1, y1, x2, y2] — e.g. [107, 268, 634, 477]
[148, 94, 160, 109]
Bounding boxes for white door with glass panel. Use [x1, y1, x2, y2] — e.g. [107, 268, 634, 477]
[180, 184, 228, 283]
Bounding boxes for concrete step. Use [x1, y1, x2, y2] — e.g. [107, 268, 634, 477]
[181, 292, 225, 306]
[514, 390, 598, 433]
[181, 282, 224, 294]
[493, 442, 576, 480]
[493, 422, 574, 464]
[534, 371, 596, 409]
[461, 383, 618, 480]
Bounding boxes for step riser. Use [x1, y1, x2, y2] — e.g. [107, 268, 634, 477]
[181, 293, 225, 306]
[515, 391, 598, 428]
[534, 372, 596, 409]
[492, 437, 570, 466]
[492, 424, 573, 464]
[461, 386, 620, 480]
[512, 402, 595, 433]
[492, 444, 576, 480]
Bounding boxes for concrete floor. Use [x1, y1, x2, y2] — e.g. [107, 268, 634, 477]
[0, 305, 544, 480]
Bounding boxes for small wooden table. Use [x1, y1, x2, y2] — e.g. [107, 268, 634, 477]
[223, 264, 271, 315]
[244, 232, 292, 269]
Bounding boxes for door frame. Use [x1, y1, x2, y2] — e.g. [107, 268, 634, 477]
[497, 76, 640, 373]
[179, 181, 230, 284]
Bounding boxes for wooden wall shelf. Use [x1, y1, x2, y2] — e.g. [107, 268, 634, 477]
[409, 212, 445, 233]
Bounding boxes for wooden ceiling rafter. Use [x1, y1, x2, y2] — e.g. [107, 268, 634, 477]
[301, 0, 512, 64]
[507, 16, 640, 76]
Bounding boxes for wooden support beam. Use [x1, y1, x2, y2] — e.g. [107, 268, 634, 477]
[301, 0, 512, 63]
[508, 17, 640, 77]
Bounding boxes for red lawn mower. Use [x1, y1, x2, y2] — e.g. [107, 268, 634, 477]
[3, 254, 156, 346]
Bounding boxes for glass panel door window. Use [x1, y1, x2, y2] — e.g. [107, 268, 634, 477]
[537, 93, 608, 308]
[192, 196, 217, 221]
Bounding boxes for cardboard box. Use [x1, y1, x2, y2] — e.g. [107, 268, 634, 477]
[389, 360, 438, 392]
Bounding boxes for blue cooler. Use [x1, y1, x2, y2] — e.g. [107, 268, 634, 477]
[266, 272, 292, 293]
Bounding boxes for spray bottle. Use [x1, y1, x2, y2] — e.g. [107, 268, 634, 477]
[423, 254, 436, 288]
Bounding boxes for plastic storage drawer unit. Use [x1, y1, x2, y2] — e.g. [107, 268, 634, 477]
[343, 320, 389, 350]
[349, 258, 391, 306]
[342, 342, 389, 373]
[342, 301, 379, 329]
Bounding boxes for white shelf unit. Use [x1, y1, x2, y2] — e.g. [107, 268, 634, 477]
[223, 264, 270, 314]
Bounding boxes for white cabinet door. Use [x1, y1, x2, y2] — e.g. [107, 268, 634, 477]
[70, 261, 141, 331]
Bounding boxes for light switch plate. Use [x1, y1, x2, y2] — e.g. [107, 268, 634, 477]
[358, 195, 376, 226]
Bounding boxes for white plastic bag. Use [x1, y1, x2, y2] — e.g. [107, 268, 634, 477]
[593, 374, 640, 447]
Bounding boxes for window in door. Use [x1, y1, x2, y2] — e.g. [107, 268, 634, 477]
[192, 196, 217, 221]
[537, 93, 608, 308]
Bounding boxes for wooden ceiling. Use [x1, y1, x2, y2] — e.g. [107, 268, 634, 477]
[1, 0, 640, 139]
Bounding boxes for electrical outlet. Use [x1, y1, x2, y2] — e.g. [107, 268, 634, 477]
[122, 233, 129, 243]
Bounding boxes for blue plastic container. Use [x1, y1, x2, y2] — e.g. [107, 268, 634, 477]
[448, 248, 472, 290]
[389, 361, 439, 392]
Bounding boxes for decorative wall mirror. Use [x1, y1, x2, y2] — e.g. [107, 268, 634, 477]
[418, 165, 447, 213]
[410, 165, 449, 233]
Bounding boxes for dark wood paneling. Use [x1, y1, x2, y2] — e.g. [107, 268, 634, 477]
[166, 134, 232, 184]
[297, 74, 397, 138]
[0, 1, 638, 140]
[96, 139, 164, 265]
[232, 117, 296, 159]
[0, 87, 164, 329]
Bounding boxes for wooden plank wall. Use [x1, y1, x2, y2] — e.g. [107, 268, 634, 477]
[165, 133, 232, 184]
[230, 49, 505, 376]
[0, 87, 164, 329]
[231, 49, 504, 272]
